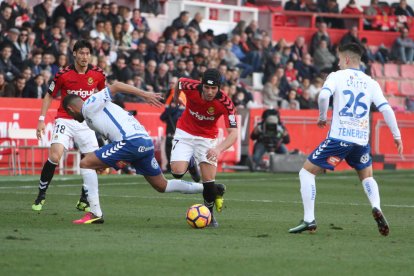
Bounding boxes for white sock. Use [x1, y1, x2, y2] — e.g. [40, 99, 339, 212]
[299, 168, 316, 222]
[165, 179, 203, 194]
[362, 177, 381, 210]
[81, 168, 102, 217]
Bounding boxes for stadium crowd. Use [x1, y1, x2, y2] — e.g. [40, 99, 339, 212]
[0, 0, 412, 111]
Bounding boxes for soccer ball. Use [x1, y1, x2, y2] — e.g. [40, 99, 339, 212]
[186, 204, 211, 229]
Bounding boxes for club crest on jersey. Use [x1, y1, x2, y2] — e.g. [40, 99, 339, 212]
[151, 157, 159, 169]
[327, 156, 341, 167]
[207, 106, 215, 115]
[87, 77, 94, 85]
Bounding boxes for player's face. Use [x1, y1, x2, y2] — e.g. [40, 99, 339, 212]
[202, 84, 219, 101]
[74, 47, 91, 68]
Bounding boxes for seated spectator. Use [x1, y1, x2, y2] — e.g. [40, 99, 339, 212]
[364, 0, 386, 16]
[391, 28, 414, 64]
[22, 74, 47, 98]
[250, 109, 290, 170]
[172, 11, 189, 30]
[262, 74, 282, 108]
[281, 89, 300, 110]
[339, 26, 362, 47]
[313, 39, 336, 72]
[285, 61, 298, 83]
[131, 8, 150, 33]
[294, 53, 319, 82]
[308, 76, 323, 101]
[188, 12, 203, 35]
[290, 36, 307, 62]
[310, 22, 332, 55]
[320, 0, 344, 29]
[284, 0, 301, 11]
[4, 75, 26, 97]
[263, 52, 281, 84]
[0, 5, 15, 30]
[298, 89, 317, 109]
[394, 0, 414, 17]
[361, 37, 387, 64]
[275, 67, 291, 98]
[341, 0, 363, 14]
[139, 0, 161, 16]
[32, 0, 53, 26]
[0, 72, 8, 97]
[0, 44, 20, 82]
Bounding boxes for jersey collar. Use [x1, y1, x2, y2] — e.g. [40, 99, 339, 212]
[70, 64, 93, 74]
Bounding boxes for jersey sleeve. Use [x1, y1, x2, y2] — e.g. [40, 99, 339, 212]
[219, 94, 237, 128]
[48, 69, 65, 97]
[371, 81, 389, 111]
[82, 87, 112, 116]
[178, 77, 200, 94]
[321, 72, 336, 96]
[95, 67, 107, 90]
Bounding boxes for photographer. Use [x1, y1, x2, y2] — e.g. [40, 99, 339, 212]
[250, 109, 290, 170]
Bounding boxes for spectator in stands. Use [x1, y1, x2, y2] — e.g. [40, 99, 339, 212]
[4, 28, 23, 70]
[188, 12, 203, 35]
[295, 53, 319, 82]
[275, 67, 291, 98]
[199, 29, 219, 49]
[313, 39, 336, 72]
[144, 59, 159, 92]
[140, 0, 161, 16]
[339, 26, 362, 47]
[391, 27, 414, 64]
[285, 61, 298, 83]
[111, 55, 128, 81]
[281, 89, 300, 110]
[361, 37, 387, 64]
[73, 2, 95, 30]
[262, 74, 282, 108]
[146, 41, 166, 64]
[0, 44, 20, 82]
[394, 0, 414, 17]
[298, 88, 317, 109]
[308, 76, 323, 101]
[320, 0, 344, 29]
[245, 20, 262, 39]
[20, 66, 32, 81]
[52, 0, 74, 28]
[97, 3, 110, 22]
[3, 74, 25, 97]
[131, 8, 150, 33]
[231, 20, 246, 36]
[41, 51, 58, 75]
[33, 0, 53, 26]
[27, 50, 43, 76]
[22, 74, 47, 98]
[172, 11, 189, 30]
[284, 0, 301, 11]
[291, 36, 307, 62]
[90, 19, 106, 40]
[0, 72, 7, 97]
[280, 46, 292, 66]
[251, 109, 290, 171]
[310, 22, 331, 55]
[108, 3, 121, 26]
[0, 5, 14, 30]
[364, 0, 385, 16]
[33, 18, 51, 50]
[341, 0, 363, 14]
[263, 52, 281, 84]
[155, 63, 171, 94]
[68, 16, 87, 40]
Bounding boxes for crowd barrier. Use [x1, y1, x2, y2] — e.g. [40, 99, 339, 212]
[0, 98, 412, 174]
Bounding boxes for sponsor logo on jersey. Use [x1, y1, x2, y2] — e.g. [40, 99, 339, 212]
[327, 156, 341, 167]
[228, 114, 236, 126]
[207, 106, 215, 115]
[67, 89, 95, 98]
[138, 145, 154, 152]
[151, 157, 159, 169]
[188, 108, 215, 121]
[88, 77, 94, 85]
[360, 153, 370, 164]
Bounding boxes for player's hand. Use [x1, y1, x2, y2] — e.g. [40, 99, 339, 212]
[144, 92, 163, 108]
[206, 148, 220, 162]
[317, 120, 327, 128]
[36, 121, 45, 140]
[394, 139, 404, 159]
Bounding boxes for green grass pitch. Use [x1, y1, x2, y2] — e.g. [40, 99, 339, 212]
[1, 171, 413, 275]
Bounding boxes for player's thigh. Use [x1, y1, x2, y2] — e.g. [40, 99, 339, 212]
[80, 152, 108, 170]
[72, 121, 99, 154]
[307, 139, 351, 171]
[199, 162, 217, 182]
[345, 144, 373, 180]
[170, 137, 194, 173]
[50, 118, 74, 153]
[194, 137, 218, 166]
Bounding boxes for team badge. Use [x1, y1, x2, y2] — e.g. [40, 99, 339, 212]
[207, 106, 215, 115]
[87, 77, 94, 85]
[151, 157, 159, 169]
[360, 153, 369, 164]
[327, 156, 341, 167]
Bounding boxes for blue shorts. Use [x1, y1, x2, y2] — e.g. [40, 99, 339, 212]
[308, 138, 372, 171]
[95, 138, 161, 176]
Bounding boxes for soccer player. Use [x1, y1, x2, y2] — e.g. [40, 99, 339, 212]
[33, 40, 106, 213]
[62, 82, 205, 224]
[170, 69, 238, 227]
[289, 43, 403, 236]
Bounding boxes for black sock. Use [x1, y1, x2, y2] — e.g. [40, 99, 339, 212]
[80, 186, 88, 201]
[203, 181, 217, 213]
[37, 159, 57, 198]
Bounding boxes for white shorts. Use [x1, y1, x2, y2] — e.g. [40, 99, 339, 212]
[170, 128, 218, 166]
[51, 118, 99, 153]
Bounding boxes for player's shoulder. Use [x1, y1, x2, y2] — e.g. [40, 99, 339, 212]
[88, 64, 106, 76]
[53, 65, 73, 80]
[178, 77, 200, 90]
[215, 92, 236, 112]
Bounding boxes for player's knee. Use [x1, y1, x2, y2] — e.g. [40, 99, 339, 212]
[79, 159, 90, 169]
[171, 172, 185, 179]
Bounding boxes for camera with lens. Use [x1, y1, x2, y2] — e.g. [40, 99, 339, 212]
[261, 115, 284, 152]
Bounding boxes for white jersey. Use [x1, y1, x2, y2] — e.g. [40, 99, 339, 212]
[81, 88, 149, 142]
[322, 68, 388, 146]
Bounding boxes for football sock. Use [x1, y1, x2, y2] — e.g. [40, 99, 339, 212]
[362, 177, 381, 210]
[299, 168, 316, 222]
[37, 158, 58, 198]
[165, 179, 203, 194]
[80, 168, 102, 217]
[202, 180, 217, 213]
[80, 186, 87, 201]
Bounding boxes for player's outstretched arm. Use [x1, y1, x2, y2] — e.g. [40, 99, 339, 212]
[36, 93, 53, 139]
[380, 105, 403, 157]
[108, 81, 163, 107]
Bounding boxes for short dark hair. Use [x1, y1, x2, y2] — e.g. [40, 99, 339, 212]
[338, 43, 363, 58]
[73, 39, 93, 53]
[62, 94, 82, 112]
